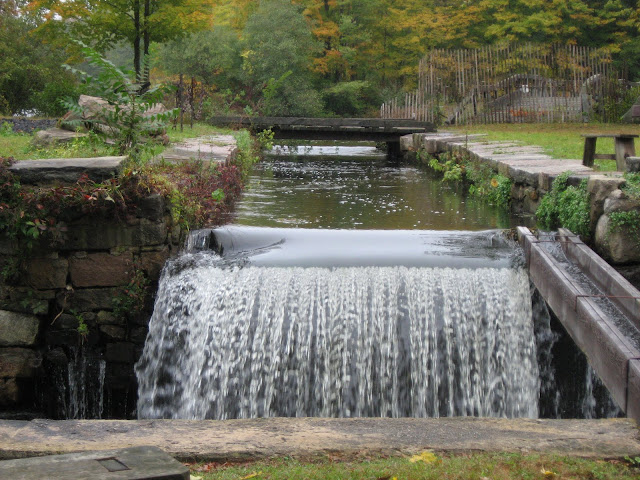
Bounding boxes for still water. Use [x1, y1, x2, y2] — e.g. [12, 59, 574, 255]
[234, 144, 534, 230]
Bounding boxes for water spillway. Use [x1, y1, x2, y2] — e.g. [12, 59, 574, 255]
[136, 228, 540, 420]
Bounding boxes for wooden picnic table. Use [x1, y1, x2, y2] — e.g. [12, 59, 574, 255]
[582, 133, 638, 171]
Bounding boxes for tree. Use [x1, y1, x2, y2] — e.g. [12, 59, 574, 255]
[242, 0, 323, 116]
[28, 0, 217, 83]
[0, 1, 77, 115]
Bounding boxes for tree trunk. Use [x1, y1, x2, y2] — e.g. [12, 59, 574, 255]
[134, 0, 141, 82]
[142, 0, 151, 88]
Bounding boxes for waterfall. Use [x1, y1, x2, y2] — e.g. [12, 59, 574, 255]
[136, 239, 540, 419]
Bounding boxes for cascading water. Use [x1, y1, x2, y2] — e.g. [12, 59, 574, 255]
[136, 227, 540, 420]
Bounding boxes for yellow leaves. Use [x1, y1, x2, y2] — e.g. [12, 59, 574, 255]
[408, 450, 439, 464]
[240, 472, 262, 480]
[540, 468, 557, 478]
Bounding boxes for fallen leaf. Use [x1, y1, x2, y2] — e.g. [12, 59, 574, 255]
[240, 472, 262, 480]
[540, 468, 557, 478]
[408, 451, 439, 464]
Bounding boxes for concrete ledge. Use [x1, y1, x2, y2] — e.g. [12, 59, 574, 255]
[9, 157, 126, 185]
[0, 418, 638, 462]
[0, 446, 188, 480]
[518, 227, 640, 420]
[557, 228, 640, 329]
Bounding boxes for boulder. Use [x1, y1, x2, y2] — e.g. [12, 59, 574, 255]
[60, 95, 169, 136]
[595, 214, 640, 264]
[0, 348, 42, 377]
[32, 128, 87, 148]
[603, 189, 640, 214]
[587, 176, 626, 232]
[0, 311, 40, 347]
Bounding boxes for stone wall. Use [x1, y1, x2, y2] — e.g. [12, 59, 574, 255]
[400, 133, 640, 286]
[0, 189, 180, 418]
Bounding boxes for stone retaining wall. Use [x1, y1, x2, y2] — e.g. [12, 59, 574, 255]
[401, 133, 640, 283]
[0, 190, 179, 418]
[0, 144, 237, 419]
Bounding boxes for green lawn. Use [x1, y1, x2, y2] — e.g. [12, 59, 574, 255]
[0, 122, 230, 161]
[189, 452, 639, 480]
[448, 123, 640, 172]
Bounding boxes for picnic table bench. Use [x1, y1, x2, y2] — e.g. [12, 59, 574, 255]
[582, 133, 638, 171]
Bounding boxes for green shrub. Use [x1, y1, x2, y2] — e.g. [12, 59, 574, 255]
[322, 81, 381, 117]
[536, 171, 590, 238]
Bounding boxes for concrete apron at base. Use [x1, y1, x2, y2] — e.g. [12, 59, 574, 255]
[0, 418, 638, 461]
[518, 227, 640, 422]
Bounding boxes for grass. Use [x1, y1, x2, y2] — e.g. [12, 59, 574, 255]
[448, 123, 640, 172]
[166, 123, 234, 143]
[189, 452, 639, 480]
[0, 122, 232, 161]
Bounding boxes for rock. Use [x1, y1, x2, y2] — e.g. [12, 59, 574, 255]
[57, 288, 119, 312]
[96, 310, 124, 326]
[0, 311, 39, 347]
[603, 189, 640, 214]
[31, 128, 87, 148]
[99, 325, 126, 342]
[60, 95, 168, 135]
[626, 157, 640, 173]
[0, 378, 19, 406]
[61, 218, 168, 250]
[587, 176, 626, 232]
[9, 157, 126, 185]
[140, 247, 170, 282]
[51, 314, 79, 331]
[69, 251, 134, 288]
[0, 348, 42, 377]
[106, 343, 135, 363]
[136, 194, 166, 221]
[24, 257, 68, 290]
[595, 214, 640, 263]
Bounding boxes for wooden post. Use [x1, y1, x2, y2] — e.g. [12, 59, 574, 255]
[615, 136, 637, 171]
[582, 136, 597, 167]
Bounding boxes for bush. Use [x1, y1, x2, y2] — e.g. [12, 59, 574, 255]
[323, 81, 381, 117]
[536, 171, 590, 238]
[63, 42, 177, 162]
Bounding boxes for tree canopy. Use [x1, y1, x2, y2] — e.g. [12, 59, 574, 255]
[3, 0, 639, 117]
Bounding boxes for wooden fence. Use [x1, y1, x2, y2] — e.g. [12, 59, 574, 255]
[380, 44, 629, 125]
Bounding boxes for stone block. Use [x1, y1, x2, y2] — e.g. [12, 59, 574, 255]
[0, 348, 41, 377]
[62, 219, 168, 250]
[51, 313, 79, 330]
[106, 342, 135, 363]
[45, 329, 80, 347]
[70, 252, 133, 288]
[136, 194, 165, 221]
[0, 311, 39, 347]
[130, 327, 148, 344]
[99, 325, 126, 342]
[96, 310, 125, 326]
[24, 257, 68, 289]
[58, 288, 119, 311]
[140, 247, 170, 282]
[9, 157, 125, 185]
[0, 378, 19, 406]
[0, 446, 189, 480]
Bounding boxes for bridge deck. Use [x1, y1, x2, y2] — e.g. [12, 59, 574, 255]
[208, 116, 435, 142]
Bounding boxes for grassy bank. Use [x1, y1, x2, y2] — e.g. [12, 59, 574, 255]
[448, 123, 640, 171]
[0, 121, 229, 161]
[189, 452, 639, 480]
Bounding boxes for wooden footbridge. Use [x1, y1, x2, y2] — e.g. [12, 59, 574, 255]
[208, 116, 435, 154]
